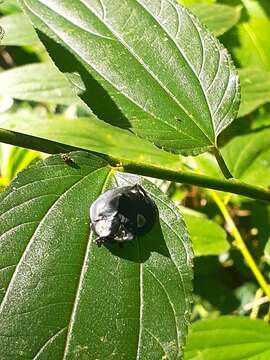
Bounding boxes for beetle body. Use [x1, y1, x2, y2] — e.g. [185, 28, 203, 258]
[90, 184, 157, 246]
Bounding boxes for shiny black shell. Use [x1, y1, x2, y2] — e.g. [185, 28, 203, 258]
[90, 184, 157, 246]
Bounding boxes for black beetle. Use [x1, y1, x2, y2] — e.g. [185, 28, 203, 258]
[90, 184, 157, 247]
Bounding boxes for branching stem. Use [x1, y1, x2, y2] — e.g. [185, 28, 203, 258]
[0, 128, 270, 202]
[123, 162, 270, 202]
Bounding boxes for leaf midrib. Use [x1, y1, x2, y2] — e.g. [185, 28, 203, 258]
[0, 166, 106, 316]
[62, 166, 111, 359]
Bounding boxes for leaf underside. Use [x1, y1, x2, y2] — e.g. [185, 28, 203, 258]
[19, 0, 240, 155]
[0, 112, 183, 170]
[0, 63, 79, 105]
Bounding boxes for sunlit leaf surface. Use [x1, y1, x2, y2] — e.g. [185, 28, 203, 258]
[185, 316, 270, 360]
[19, 0, 240, 155]
[0, 151, 193, 359]
[0, 63, 79, 104]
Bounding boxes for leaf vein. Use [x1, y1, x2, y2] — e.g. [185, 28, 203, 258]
[136, 0, 212, 142]
[62, 167, 111, 358]
[32, 327, 67, 360]
[24, 1, 201, 144]
[80, 0, 204, 137]
[0, 167, 105, 314]
[146, 267, 178, 359]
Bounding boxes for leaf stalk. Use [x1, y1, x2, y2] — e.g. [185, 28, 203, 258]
[212, 147, 233, 179]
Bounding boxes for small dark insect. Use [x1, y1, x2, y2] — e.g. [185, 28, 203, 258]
[60, 153, 74, 165]
[90, 184, 157, 247]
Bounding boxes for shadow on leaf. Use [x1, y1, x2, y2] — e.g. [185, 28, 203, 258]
[37, 31, 131, 129]
[104, 219, 170, 263]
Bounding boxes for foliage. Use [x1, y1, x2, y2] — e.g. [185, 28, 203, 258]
[185, 316, 270, 359]
[0, 0, 270, 359]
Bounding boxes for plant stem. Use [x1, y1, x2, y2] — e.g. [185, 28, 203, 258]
[250, 289, 264, 319]
[0, 128, 77, 154]
[123, 162, 270, 202]
[244, 296, 268, 311]
[211, 191, 270, 301]
[1, 128, 270, 202]
[264, 307, 270, 322]
[212, 147, 233, 179]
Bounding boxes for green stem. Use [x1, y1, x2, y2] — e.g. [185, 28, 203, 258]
[1, 128, 270, 202]
[0, 128, 77, 154]
[250, 289, 264, 319]
[211, 191, 270, 301]
[122, 162, 270, 202]
[212, 147, 233, 179]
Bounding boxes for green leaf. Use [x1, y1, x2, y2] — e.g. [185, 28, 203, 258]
[189, 3, 242, 37]
[238, 68, 270, 118]
[189, 127, 270, 190]
[185, 316, 270, 360]
[192, 152, 223, 179]
[0, 151, 193, 359]
[0, 13, 39, 46]
[0, 112, 183, 169]
[0, 143, 40, 182]
[19, 0, 240, 155]
[0, 0, 21, 15]
[0, 95, 13, 114]
[224, 0, 270, 71]
[221, 128, 270, 189]
[178, 0, 215, 5]
[0, 63, 80, 104]
[179, 206, 229, 256]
